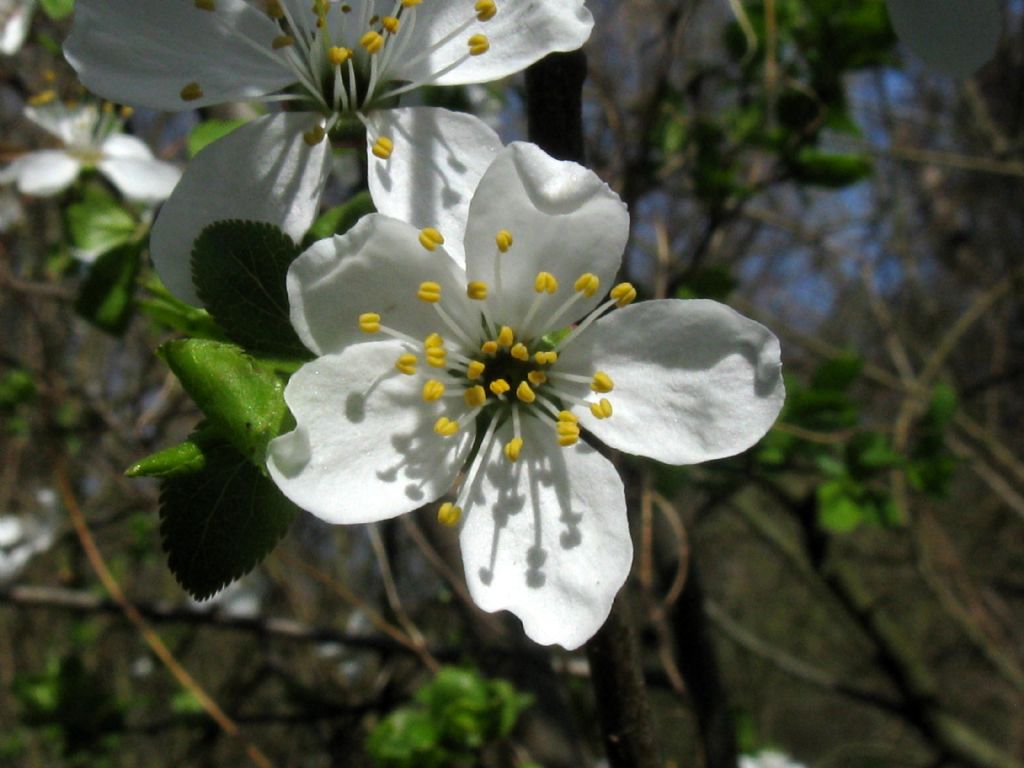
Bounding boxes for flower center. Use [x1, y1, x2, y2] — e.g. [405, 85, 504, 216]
[357, 225, 636, 525]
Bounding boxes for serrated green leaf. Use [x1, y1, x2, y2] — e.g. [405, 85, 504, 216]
[74, 243, 141, 335]
[187, 119, 247, 158]
[192, 220, 309, 358]
[305, 191, 375, 244]
[39, 0, 75, 20]
[159, 442, 296, 599]
[159, 339, 287, 463]
[66, 189, 137, 257]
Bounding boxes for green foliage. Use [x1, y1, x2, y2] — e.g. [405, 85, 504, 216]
[126, 425, 219, 478]
[138, 278, 227, 339]
[674, 266, 739, 301]
[306, 191, 376, 244]
[65, 186, 138, 257]
[907, 383, 959, 497]
[73, 242, 141, 335]
[187, 119, 247, 158]
[38, 0, 76, 20]
[13, 654, 125, 766]
[159, 339, 288, 463]
[192, 220, 309, 358]
[789, 148, 873, 188]
[366, 667, 533, 768]
[159, 439, 297, 599]
[0, 368, 36, 409]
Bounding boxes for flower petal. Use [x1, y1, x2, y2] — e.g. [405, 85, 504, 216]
[1, 151, 80, 196]
[0, 0, 33, 55]
[64, 0, 293, 110]
[558, 300, 785, 465]
[98, 134, 181, 203]
[23, 103, 97, 147]
[267, 340, 475, 524]
[390, 0, 593, 87]
[150, 112, 330, 304]
[459, 416, 631, 650]
[288, 213, 477, 356]
[368, 106, 502, 268]
[464, 142, 629, 329]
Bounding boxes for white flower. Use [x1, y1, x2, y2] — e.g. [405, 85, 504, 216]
[0, 96, 182, 202]
[740, 751, 808, 768]
[64, 0, 594, 304]
[0, 0, 35, 56]
[0, 488, 59, 585]
[267, 138, 785, 649]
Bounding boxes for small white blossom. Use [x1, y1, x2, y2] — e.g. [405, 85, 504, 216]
[267, 138, 785, 649]
[740, 751, 808, 768]
[64, 0, 594, 304]
[0, 96, 182, 202]
[0, 0, 35, 56]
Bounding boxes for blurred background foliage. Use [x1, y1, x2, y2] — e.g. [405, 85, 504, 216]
[1, 0, 1023, 766]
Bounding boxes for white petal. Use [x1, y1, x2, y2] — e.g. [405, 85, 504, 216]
[558, 300, 785, 465]
[368, 107, 502, 268]
[390, 0, 593, 87]
[459, 416, 631, 650]
[23, 103, 98, 147]
[99, 133, 156, 161]
[267, 340, 474, 524]
[97, 156, 182, 204]
[288, 213, 476, 356]
[64, 0, 293, 110]
[464, 142, 629, 327]
[0, 1, 33, 55]
[1, 151, 80, 196]
[150, 112, 330, 304]
[886, 0, 1000, 77]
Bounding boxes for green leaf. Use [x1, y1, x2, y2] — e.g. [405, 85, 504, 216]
[66, 189, 137, 257]
[811, 353, 863, 392]
[927, 383, 957, 428]
[187, 119, 247, 158]
[159, 442, 297, 599]
[305, 191, 375, 244]
[674, 267, 738, 301]
[126, 426, 219, 478]
[191, 220, 309, 358]
[38, 0, 75, 20]
[790, 148, 873, 188]
[159, 339, 288, 463]
[138, 279, 226, 340]
[817, 480, 864, 532]
[74, 243, 141, 335]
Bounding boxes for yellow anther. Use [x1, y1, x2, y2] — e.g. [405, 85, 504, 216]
[180, 82, 204, 102]
[557, 421, 580, 437]
[504, 437, 524, 462]
[27, 90, 56, 106]
[329, 46, 353, 65]
[272, 34, 295, 49]
[516, 381, 536, 404]
[381, 15, 400, 32]
[303, 125, 326, 145]
[475, 0, 497, 21]
[574, 273, 600, 297]
[434, 417, 459, 437]
[418, 227, 444, 251]
[120, 106, 135, 119]
[558, 411, 578, 424]
[610, 282, 637, 307]
[496, 326, 514, 348]
[358, 312, 381, 333]
[194, 0, 215, 10]
[489, 379, 510, 396]
[402, 0, 422, 6]
[417, 282, 442, 303]
[422, 380, 445, 401]
[510, 343, 530, 361]
[466, 361, 486, 380]
[361, 30, 385, 53]
[102, 101, 115, 114]
[590, 398, 613, 419]
[534, 350, 558, 365]
[534, 271, 559, 294]
[265, 0, 284, 18]
[591, 371, 614, 393]
[425, 347, 447, 368]
[480, 340, 498, 355]
[424, 332, 444, 349]
[395, 353, 417, 375]
[468, 33, 490, 55]
[496, 229, 513, 252]
[527, 370, 547, 386]
[371, 136, 394, 159]
[467, 281, 488, 300]
[438, 502, 462, 527]
[42, 69, 56, 83]
[558, 432, 580, 447]
[464, 385, 487, 407]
